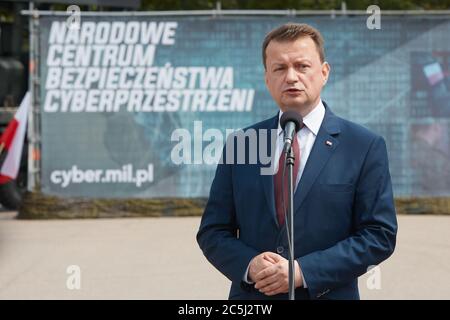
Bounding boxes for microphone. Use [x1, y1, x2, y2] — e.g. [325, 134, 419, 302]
[280, 111, 303, 153]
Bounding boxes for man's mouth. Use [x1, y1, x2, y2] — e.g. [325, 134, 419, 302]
[283, 88, 304, 93]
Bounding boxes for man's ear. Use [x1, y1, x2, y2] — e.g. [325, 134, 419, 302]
[322, 61, 330, 83]
[264, 70, 269, 88]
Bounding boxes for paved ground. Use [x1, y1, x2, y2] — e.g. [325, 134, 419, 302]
[0, 212, 449, 299]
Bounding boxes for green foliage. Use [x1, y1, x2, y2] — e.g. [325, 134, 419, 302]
[140, 0, 450, 10]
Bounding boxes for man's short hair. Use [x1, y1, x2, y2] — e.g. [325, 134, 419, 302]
[262, 23, 325, 69]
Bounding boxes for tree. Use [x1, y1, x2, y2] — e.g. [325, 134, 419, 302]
[140, 0, 450, 10]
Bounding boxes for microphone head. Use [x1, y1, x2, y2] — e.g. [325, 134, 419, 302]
[280, 111, 303, 132]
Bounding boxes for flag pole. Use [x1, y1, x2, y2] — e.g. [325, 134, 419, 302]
[27, 2, 40, 191]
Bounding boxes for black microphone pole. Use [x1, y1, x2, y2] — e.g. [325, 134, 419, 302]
[280, 111, 302, 301]
[285, 140, 296, 300]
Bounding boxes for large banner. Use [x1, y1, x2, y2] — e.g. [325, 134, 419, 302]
[38, 15, 450, 198]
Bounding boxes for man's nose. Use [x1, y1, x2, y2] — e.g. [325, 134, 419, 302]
[285, 67, 297, 83]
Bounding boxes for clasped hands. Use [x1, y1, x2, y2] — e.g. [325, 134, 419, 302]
[248, 252, 303, 296]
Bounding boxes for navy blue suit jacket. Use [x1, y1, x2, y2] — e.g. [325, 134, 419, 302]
[197, 103, 397, 300]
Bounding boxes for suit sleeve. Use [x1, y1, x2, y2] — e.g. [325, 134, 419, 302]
[196, 137, 259, 284]
[297, 135, 398, 298]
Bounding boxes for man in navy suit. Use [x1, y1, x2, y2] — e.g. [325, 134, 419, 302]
[197, 23, 397, 300]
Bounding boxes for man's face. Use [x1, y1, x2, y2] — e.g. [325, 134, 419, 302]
[264, 36, 330, 115]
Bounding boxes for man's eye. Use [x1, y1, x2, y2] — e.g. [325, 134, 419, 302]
[273, 67, 284, 71]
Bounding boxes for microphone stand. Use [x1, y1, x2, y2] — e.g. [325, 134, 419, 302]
[285, 143, 296, 300]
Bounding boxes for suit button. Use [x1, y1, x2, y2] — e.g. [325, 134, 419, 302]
[276, 246, 284, 254]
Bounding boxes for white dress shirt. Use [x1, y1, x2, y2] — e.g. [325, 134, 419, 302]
[243, 99, 326, 287]
[274, 99, 326, 191]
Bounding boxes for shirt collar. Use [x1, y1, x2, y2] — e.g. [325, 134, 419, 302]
[277, 99, 325, 136]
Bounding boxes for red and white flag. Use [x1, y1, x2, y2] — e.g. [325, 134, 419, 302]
[0, 92, 30, 184]
[423, 62, 444, 86]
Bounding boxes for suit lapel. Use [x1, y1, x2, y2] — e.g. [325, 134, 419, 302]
[294, 104, 341, 214]
[258, 104, 342, 225]
[259, 114, 279, 227]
